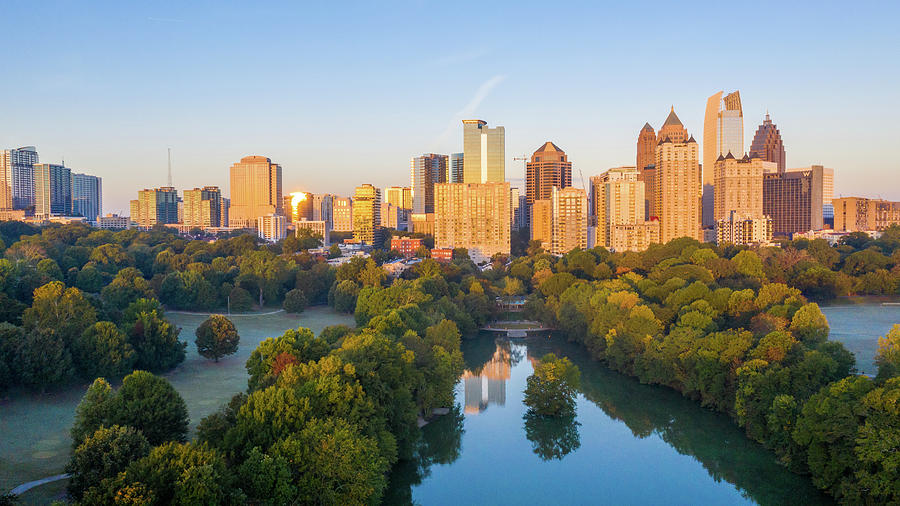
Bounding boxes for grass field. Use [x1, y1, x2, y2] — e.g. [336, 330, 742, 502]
[0, 306, 354, 503]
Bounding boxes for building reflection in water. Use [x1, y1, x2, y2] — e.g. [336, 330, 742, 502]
[462, 341, 511, 414]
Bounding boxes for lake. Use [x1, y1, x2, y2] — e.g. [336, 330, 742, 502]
[820, 298, 900, 375]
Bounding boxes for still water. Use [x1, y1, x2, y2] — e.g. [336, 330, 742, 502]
[820, 300, 900, 375]
[386, 335, 831, 506]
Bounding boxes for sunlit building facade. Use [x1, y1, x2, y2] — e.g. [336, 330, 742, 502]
[257, 214, 286, 242]
[130, 186, 178, 228]
[592, 167, 653, 249]
[33, 163, 72, 218]
[332, 197, 353, 232]
[551, 187, 588, 255]
[72, 173, 102, 222]
[385, 186, 412, 210]
[229, 155, 282, 229]
[352, 184, 382, 245]
[411, 153, 448, 214]
[525, 142, 572, 205]
[462, 120, 505, 184]
[434, 182, 510, 263]
[448, 153, 464, 183]
[712, 154, 765, 222]
[834, 197, 900, 232]
[0, 146, 39, 209]
[703, 91, 744, 228]
[530, 199, 552, 247]
[655, 134, 702, 243]
[183, 186, 222, 228]
[763, 165, 825, 236]
[749, 113, 786, 173]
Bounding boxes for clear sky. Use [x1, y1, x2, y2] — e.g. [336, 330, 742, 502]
[2, 0, 898, 213]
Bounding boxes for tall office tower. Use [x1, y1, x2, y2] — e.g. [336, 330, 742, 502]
[658, 107, 689, 144]
[229, 155, 283, 228]
[636, 123, 656, 172]
[385, 186, 412, 209]
[821, 167, 834, 225]
[352, 184, 382, 245]
[434, 182, 511, 263]
[749, 113, 786, 173]
[411, 153, 448, 214]
[550, 187, 588, 255]
[703, 91, 744, 228]
[712, 154, 764, 222]
[655, 134, 702, 243]
[332, 197, 353, 232]
[593, 167, 644, 247]
[530, 199, 552, 247]
[0, 146, 39, 209]
[183, 186, 222, 228]
[71, 173, 102, 222]
[312, 194, 333, 228]
[33, 163, 73, 218]
[763, 165, 824, 236]
[449, 153, 464, 183]
[462, 120, 505, 183]
[509, 187, 524, 231]
[834, 197, 900, 232]
[525, 142, 572, 205]
[285, 192, 314, 223]
[131, 187, 178, 228]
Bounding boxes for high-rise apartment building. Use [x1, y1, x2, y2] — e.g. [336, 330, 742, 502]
[295, 219, 329, 245]
[821, 167, 834, 224]
[257, 214, 287, 242]
[352, 184, 382, 245]
[130, 187, 178, 228]
[510, 187, 527, 231]
[0, 146, 39, 209]
[644, 108, 690, 219]
[312, 194, 333, 229]
[449, 153, 464, 183]
[411, 154, 448, 214]
[229, 155, 282, 228]
[384, 186, 412, 210]
[749, 113, 786, 173]
[550, 187, 588, 255]
[716, 211, 773, 246]
[221, 198, 230, 227]
[530, 199, 552, 247]
[703, 91, 744, 228]
[763, 165, 825, 236]
[712, 154, 765, 222]
[434, 182, 510, 263]
[525, 142, 572, 205]
[72, 173, 102, 222]
[592, 167, 645, 247]
[183, 186, 222, 228]
[33, 163, 72, 218]
[332, 197, 353, 232]
[833, 197, 900, 232]
[462, 120, 505, 183]
[658, 107, 689, 144]
[655, 133, 702, 243]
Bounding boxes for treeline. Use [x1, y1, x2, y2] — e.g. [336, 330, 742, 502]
[63, 252, 492, 504]
[513, 236, 900, 503]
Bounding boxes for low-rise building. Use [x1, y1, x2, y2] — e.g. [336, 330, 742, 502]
[391, 236, 423, 257]
[833, 197, 900, 232]
[715, 211, 773, 246]
[431, 248, 453, 263]
[295, 219, 329, 245]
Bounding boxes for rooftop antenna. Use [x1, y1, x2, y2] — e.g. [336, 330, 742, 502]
[167, 148, 172, 187]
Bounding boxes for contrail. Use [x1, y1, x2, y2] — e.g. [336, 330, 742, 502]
[433, 75, 506, 150]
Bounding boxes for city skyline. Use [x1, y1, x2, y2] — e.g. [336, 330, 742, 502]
[1, 2, 898, 213]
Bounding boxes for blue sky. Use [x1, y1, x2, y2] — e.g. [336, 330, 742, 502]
[2, 1, 898, 213]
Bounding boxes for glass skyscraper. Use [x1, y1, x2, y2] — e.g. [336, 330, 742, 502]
[33, 163, 72, 218]
[462, 120, 504, 184]
[72, 173, 102, 222]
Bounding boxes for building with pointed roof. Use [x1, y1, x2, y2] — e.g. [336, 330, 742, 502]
[749, 113, 786, 173]
[655, 119, 701, 242]
[636, 123, 656, 173]
[525, 141, 572, 206]
[658, 106, 688, 144]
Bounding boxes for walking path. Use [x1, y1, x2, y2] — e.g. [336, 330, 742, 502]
[166, 309, 286, 317]
[10, 473, 70, 496]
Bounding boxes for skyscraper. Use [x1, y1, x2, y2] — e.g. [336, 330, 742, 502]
[183, 186, 222, 228]
[636, 123, 656, 172]
[449, 153, 464, 183]
[658, 106, 689, 144]
[749, 113, 786, 173]
[285, 192, 313, 222]
[0, 146, 39, 209]
[33, 163, 72, 218]
[592, 167, 644, 247]
[712, 154, 773, 245]
[644, 107, 690, 219]
[72, 173, 102, 222]
[525, 142, 572, 205]
[411, 153, 448, 214]
[434, 182, 510, 263]
[130, 187, 178, 228]
[228, 155, 283, 228]
[462, 120, 505, 183]
[332, 197, 353, 232]
[655, 133, 702, 243]
[551, 187, 588, 255]
[703, 91, 744, 227]
[353, 184, 382, 245]
[763, 165, 825, 236]
[384, 186, 412, 210]
[530, 199, 552, 247]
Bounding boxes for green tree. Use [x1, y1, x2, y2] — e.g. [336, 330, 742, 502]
[789, 303, 830, 345]
[194, 315, 240, 363]
[66, 425, 150, 500]
[107, 370, 190, 446]
[246, 327, 329, 391]
[328, 280, 359, 313]
[74, 321, 136, 379]
[123, 299, 185, 372]
[71, 378, 114, 448]
[23, 281, 97, 346]
[732, 250, 766, 279]
[874, 324, 900, 382]
[228, 286, 254, 312]
[282, 288, 308, 314]
[523, 353, 581, 417]
[14, 328, 75, 391]
[854, 378, 900, 503]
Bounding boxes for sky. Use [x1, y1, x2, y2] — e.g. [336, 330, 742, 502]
[2, 0, 899, 213]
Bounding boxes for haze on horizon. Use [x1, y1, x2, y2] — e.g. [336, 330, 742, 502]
[2, 1, 898, 213]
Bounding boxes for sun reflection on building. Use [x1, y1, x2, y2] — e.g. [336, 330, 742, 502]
[462, 343, 511, 414]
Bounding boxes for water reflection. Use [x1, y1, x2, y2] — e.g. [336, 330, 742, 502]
[523, 412, 581, 461]
[461, 341, 511, 414]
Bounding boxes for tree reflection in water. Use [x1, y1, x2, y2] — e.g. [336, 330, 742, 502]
[523, 412, 581, 461]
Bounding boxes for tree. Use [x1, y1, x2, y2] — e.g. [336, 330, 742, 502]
[23, 281, 97, 346]
[74, 321, 136, 379]
[123, 299, 185, 372]
[245, 327, 329, 391]
[195, 314, 240, 362]
[107, 370, 190, 446]
[228, 286, 254, 312]
[14, 328, 75, 391]
[789, 303, 830, 345]
[523, 353, 581, 417]
[66, 425, 150, 500]
[854, 378, 900, 503]
[328, 280, 359, 313]
[282, 288, 308, 314]
[874, 324, 900, 382]
[71, 378, 114, 448]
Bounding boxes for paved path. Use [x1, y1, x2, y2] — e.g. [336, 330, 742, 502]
[167, 309, 286, 317]
[10, 473, 70, 495]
